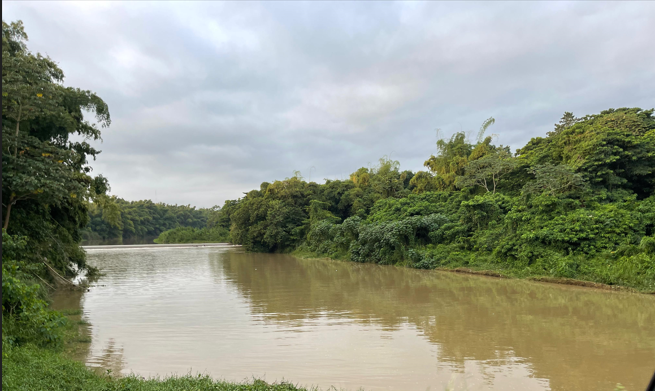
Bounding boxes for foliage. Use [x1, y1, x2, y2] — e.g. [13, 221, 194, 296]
[423, 118, 500, 191]
[2, 232, 67, 348]
[2, 20, 111, 277]
[518, 108, 655, 198]
[521, 164, 588, 198]
[2, 344, 314, 391]
[222, 108, 655, 291]
[455, 150, 517, 194]
[228, 159, 419, 252]
[154, 225, 229, 244]
[83, 198, 212, 243]
[408, 171, 438, 194]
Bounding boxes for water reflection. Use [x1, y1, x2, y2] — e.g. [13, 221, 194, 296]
[53, 248, 655, 391]
[88, 338, 126, 376]
[214, 253, 655, 391]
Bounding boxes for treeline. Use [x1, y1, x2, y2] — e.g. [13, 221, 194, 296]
[82, 198, 236, 244]
[82, 199, 212, 244]
[210, 108, 655, 291]
[153, 226, 229, 244]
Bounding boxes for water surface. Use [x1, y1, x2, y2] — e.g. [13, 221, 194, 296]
[52, 246, 655, 391]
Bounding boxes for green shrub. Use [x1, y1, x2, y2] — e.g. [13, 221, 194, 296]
[640, 236, 655, 254]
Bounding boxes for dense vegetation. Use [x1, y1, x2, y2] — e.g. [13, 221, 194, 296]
[83, 199, 232, 244]
[153, 225, 229, 244]
[213, 109, 655, 292]
[82, 199, 213, 244]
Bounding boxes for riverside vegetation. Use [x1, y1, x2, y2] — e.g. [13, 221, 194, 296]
[82, 199, 215, 244]
[150, 110, 655, 293]
[2, 18, 653, 391]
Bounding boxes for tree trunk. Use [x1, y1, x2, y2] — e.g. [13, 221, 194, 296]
[13, 104, 22, 158]
[4, 201, 13, 230]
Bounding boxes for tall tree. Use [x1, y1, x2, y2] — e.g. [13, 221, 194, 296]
[518, 108, 655, 198]
[2, 20, 111, 275]
[456, 151, 517, 194]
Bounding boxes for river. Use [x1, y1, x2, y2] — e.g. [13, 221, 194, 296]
[51, 245, 655, 391]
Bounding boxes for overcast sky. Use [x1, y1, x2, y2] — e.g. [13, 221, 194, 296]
[3, 2, 654, 208]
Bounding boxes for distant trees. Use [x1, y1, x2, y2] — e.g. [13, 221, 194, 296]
[154, 225, 229, 244]
[83, 199, 211, 243]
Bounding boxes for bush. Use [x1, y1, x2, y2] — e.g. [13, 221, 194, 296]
[2, 233, 66, 348]
[640, 236, 655, 254]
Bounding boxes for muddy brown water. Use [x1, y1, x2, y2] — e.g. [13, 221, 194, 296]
[51, 245, 655, 391]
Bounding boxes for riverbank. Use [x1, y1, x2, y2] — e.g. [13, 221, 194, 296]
[82, 243, 235, 250]
[2, 311, 312, 391]
[2, 344, 312, 391]
[291, 249, 655, 294]
[1, 237, 308, 391]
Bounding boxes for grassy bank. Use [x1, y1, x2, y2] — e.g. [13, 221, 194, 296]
[2, 315, 312, 391]
[2, 307, 307, 391]
[1, 234, 311, 391]
[292, 246, 655, 294]
[2, 343, 311, 391]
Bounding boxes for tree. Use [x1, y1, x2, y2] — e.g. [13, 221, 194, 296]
[456, 151, 517, 194]
[521, 164, 588, 198]
[518, 108, 655, 198]
[548, 112, 580, 136]
[424, 117, 498, 191]
[2, 20, 111, 276]
[369, 157, 404, 198]
[424, 132, 472, 191]
[2, 20, 111, 230]
[408, 171, 437, 194]
[476, 117, 495, 143]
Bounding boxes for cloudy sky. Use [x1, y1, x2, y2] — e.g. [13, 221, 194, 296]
[3, 2, 654, 208]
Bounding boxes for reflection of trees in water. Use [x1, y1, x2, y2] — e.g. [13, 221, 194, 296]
[50, 289, 93, 363]
[209, 252, 655, 391]
[51, 286, 125, 377]
[88, 338, 125, 377]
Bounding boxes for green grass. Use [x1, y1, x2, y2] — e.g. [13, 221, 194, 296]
[2, 344, 315, 391]
[2, 308, 317, 391]
[292, 246, 655, 294]
[60, 309, 83, 316]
